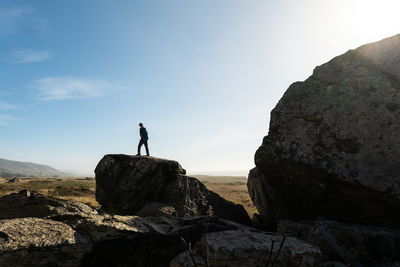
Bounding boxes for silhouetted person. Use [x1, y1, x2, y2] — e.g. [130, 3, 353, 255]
[136, 123, 150, 156]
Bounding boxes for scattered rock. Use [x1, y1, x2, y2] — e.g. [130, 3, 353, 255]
[252, 34, 400, 228]
[6, 177, 19, 183]
[95, 154, 251, 225]
[0, 190, 98, 220]
[0, 190, 323, 267]
[277, 219, 400, 266]
[0, 190, 255, 267]
[171, 228, 322, 267]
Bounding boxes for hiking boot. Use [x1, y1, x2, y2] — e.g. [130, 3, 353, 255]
[135, 154, 141, 156]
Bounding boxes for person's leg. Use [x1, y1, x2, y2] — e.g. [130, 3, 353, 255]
[144, 140, 150, 156]
[137, 140, 143, 155]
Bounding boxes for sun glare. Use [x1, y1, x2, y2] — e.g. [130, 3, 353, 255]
[342, 0, 400, 42]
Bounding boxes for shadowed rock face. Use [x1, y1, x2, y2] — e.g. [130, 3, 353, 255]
[0, 217, 91, 267]
[171, 229, 322, 267]
[95, 155, 186, 214]
[0, 191, 321, 267]
[250, 34, 400, 228]
[277, 219, 400, 266]
[95, 154, 251, 226]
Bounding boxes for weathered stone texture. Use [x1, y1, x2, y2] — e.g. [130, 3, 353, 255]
[95, 154, 251, 225]
[250, 34, 400, 228]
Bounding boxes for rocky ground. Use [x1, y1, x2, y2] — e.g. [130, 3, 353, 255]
[0, 169, 322, 267]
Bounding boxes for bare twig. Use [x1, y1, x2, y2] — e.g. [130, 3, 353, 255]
[270, 236, 286, 267]
[202, 205, 213, 267]
[214, 250, 217, 267]
[265, 239, 276, 266]
[179, 207, 215, 267]
[181, 237, 198, 267]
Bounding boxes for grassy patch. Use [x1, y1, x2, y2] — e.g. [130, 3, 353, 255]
[0, 177, 98, 207]
[194, 175, 258, 217]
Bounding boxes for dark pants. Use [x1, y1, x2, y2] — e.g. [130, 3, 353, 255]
[138, 139, 149, 155]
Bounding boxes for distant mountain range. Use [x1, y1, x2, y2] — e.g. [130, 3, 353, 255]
[0, 158, 71, 178]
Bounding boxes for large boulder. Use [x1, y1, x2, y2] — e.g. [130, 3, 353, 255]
[79, 215, 244, 267]
[277, 219, 400, 266]
[171, 229, 322, 267]
[95, 154, 251, 225]
[250, 34, 400, 228]
[0, 217, 91, 267]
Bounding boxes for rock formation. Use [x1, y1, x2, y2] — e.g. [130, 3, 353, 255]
[95, 154, 251, 225]
[0, 190, 321, 266]
[249, 34, 400, 229]
[171, 228, 322, 266]
[277, 219, 400, 266]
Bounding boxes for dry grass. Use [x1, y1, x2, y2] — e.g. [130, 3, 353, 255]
[0, 177, 98, 207]
[193, 175, 258, 217]
[0, 175, 257, 217]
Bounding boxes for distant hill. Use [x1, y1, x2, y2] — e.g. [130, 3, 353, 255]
[0, 158, 69, 178]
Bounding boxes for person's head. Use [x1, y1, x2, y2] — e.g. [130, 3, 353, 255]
[139, 123, 143, 128]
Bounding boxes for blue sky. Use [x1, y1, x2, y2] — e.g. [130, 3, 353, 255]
[1, 0, 399, 175]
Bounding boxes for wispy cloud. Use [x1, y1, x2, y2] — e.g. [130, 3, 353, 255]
[0, 113, 13, 126]
[32, 18, 50, 33]
[32, 76, 126, 100]
[0, 99, 18, 110]
[10, 49, 52, 63]
[0, 6, 33, 36]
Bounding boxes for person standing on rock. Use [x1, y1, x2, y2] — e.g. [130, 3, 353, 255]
[136, 123, 150, 156]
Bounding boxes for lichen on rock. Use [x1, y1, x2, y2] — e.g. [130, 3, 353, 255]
[249, 34, 400, 229]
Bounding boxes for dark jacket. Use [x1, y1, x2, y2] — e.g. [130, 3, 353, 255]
[140, 127, 148, 140]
